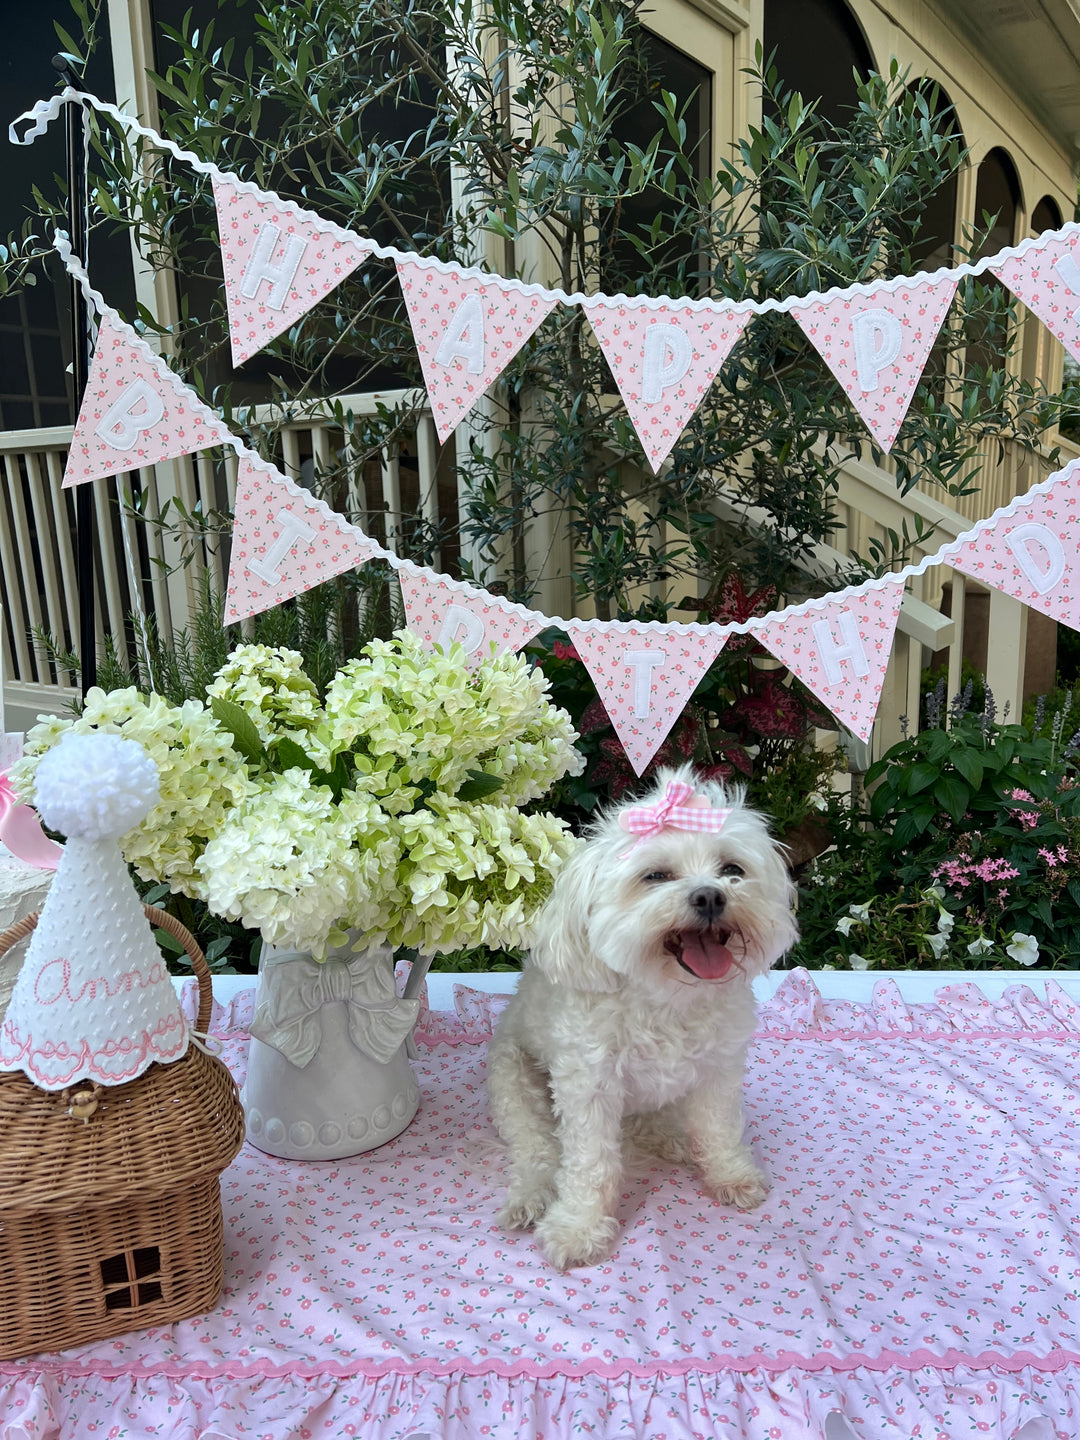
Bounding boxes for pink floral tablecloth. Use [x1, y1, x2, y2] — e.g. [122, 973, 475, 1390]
[3, 968, 1080, 1440]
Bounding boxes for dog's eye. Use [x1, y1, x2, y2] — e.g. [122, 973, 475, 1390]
[720, 862, 744, 878]
[643, 870, 674, 883]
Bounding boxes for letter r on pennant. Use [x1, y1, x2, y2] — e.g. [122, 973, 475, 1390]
[239, 222, 307, 310]
[94, 378, 166, 451]
[248, 508, 317, 584]
[811, 612, 871, 688]
[626, 649, 667, 719]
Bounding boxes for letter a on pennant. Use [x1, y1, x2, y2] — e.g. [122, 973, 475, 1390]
[64, 309, 230, 487]
[568, 622, 729, 775]
[225, 456, 380, 623]
[790, 277, 958, 452]
[945, 456, 1080, 631]
[990, 227, 1080, 365]
[396, 258, 558, 442]
[752, 581, 905, 741]
[399, 568, 543, 668]
[213, 175, 374, 366]
[582, 297, 750, 473]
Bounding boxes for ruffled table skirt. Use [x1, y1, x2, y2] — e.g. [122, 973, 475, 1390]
[3, 968, 1079, 1440]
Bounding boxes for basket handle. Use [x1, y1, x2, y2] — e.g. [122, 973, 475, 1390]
[0, 904, 215, 1036]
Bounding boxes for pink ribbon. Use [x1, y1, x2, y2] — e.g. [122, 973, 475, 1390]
[618, 780, 731, 853]
[0, 773, 63, 870]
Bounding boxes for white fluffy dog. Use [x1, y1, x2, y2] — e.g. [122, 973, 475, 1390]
[487, 765, 798, 1270]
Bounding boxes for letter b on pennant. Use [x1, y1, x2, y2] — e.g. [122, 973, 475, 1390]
[94, 378, 166, 452]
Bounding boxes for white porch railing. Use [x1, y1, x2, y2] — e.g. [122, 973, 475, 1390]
[0, 402, 1074, 745]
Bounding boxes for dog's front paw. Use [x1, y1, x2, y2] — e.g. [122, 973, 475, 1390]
[700, 1160, 770, 1211]
[535, 1204, 620, 1270]
[498, 1182, 555, 1232]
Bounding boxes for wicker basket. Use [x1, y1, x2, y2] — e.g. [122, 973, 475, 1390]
[0, 906, 245, 1360]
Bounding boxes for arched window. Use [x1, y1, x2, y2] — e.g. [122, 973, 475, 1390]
[1032, 195, 1064, 236]
[762, 0, 874, 124]
[907, 82, 964, 272]
[973, 147, 1022, 257]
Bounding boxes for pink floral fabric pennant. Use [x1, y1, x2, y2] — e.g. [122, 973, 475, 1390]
[990, 227, 1080, 364]
[945, 458, 1080, 631]
[582, 298, 749, 473]
[752, 581, 905, 741]
[225, 456, 379, 623]
[64, 309, 230, 487]
[213, 175, 375, 367]
[790, 276, 958, 452]
[568, 622, 728, 776]
[396, 258, 558, 442]
[399, 568, 543, 666]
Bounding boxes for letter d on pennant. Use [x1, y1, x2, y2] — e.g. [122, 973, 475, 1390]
[438, 603, 486, 655]
[1006, 522, 1067, 595]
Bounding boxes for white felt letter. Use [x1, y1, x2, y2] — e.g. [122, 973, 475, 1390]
[1051, 252, 1080, 320]
[248, 508, 317, 585]
[812, 612, 871, 688]
[239, 222, 307, 310]
[641, 322, 693, 404]
[94, 378, 166, 452]
[626, 649, 667, 719]
[434, 292, 486, 374]
[438, 603, 486, 655]
[852, 308, 903, 393]
[1005, 522, 1066, 595]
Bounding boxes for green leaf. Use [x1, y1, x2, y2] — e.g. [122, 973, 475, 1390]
[950, 749, 984, 790]
[933, 774, 971, 825]
[906, 761, 941, 794]
[456, 769, 505, 803]
[274, 736, 318, 774]
[209, 696, 266, 765]
[154, 926, 186, 957]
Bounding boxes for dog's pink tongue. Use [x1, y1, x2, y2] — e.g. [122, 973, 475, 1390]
[680, 930, 735, 979]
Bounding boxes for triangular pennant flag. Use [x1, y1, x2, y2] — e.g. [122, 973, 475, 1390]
[396, 258, 558, 442]
[568, 622, 729, 776]
[399, 568, 543, 666]
[790, 276, 958, 452]
[64, 309, 231, 487]
[990, 227, 1080, 365]
[752, 581, 905, 741]
[946, 458, 1080, 631]
[225, 455, 380, 623]
[582, 297, 749, 472]
[213, 175, 375, 366]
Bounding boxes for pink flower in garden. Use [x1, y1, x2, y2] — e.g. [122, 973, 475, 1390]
[1039, 848, 1059, 867]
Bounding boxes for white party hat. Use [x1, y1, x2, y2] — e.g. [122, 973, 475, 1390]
[0, 731, 190, 1090]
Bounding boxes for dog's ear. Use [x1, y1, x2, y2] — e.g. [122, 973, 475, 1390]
[528, 842, 621, 993]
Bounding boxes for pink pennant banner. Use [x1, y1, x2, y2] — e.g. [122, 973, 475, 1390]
[568, 622, 729, 776]
[213, 175, 375, 367]
[64, 310, 230, 487]
[582, 298, 750, 473]
[225, 456, 380, 623]
[396, 259, 558, 443]
[790, 276, 958, 452]
[945, 459, 1080, 631]
[751, 581, 905, 741]
[400, 569, 544, 666]
[990, 229, 1080, 365]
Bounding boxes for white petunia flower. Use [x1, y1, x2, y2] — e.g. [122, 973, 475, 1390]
[848, 953, 871, 970]
[966, 936, 995, 956]
[836, 915, 857, 935]
[848, 901, 873, 922]
[1005, 932, 1040, 967]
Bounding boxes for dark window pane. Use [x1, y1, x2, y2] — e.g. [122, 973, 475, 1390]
[763, 0, 873, 125]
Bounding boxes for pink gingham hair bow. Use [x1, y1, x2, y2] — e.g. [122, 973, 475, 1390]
[618, 780, 730, 854]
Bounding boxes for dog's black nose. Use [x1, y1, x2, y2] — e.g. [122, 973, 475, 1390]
[689, 886, 726, 924]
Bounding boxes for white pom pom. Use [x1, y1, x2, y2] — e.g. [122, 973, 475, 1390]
[34, 732, 160, 841]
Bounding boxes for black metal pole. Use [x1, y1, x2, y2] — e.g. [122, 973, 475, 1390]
[53, 55, 97, 694]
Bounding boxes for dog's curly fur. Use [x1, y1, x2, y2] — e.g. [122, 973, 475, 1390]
[487, 765, 798, 1269]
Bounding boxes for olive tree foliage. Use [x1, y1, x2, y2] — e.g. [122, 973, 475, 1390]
[6, 0, 1075, 625]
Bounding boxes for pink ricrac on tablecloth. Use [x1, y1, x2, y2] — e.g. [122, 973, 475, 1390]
[2, 968, 1080, 1440]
